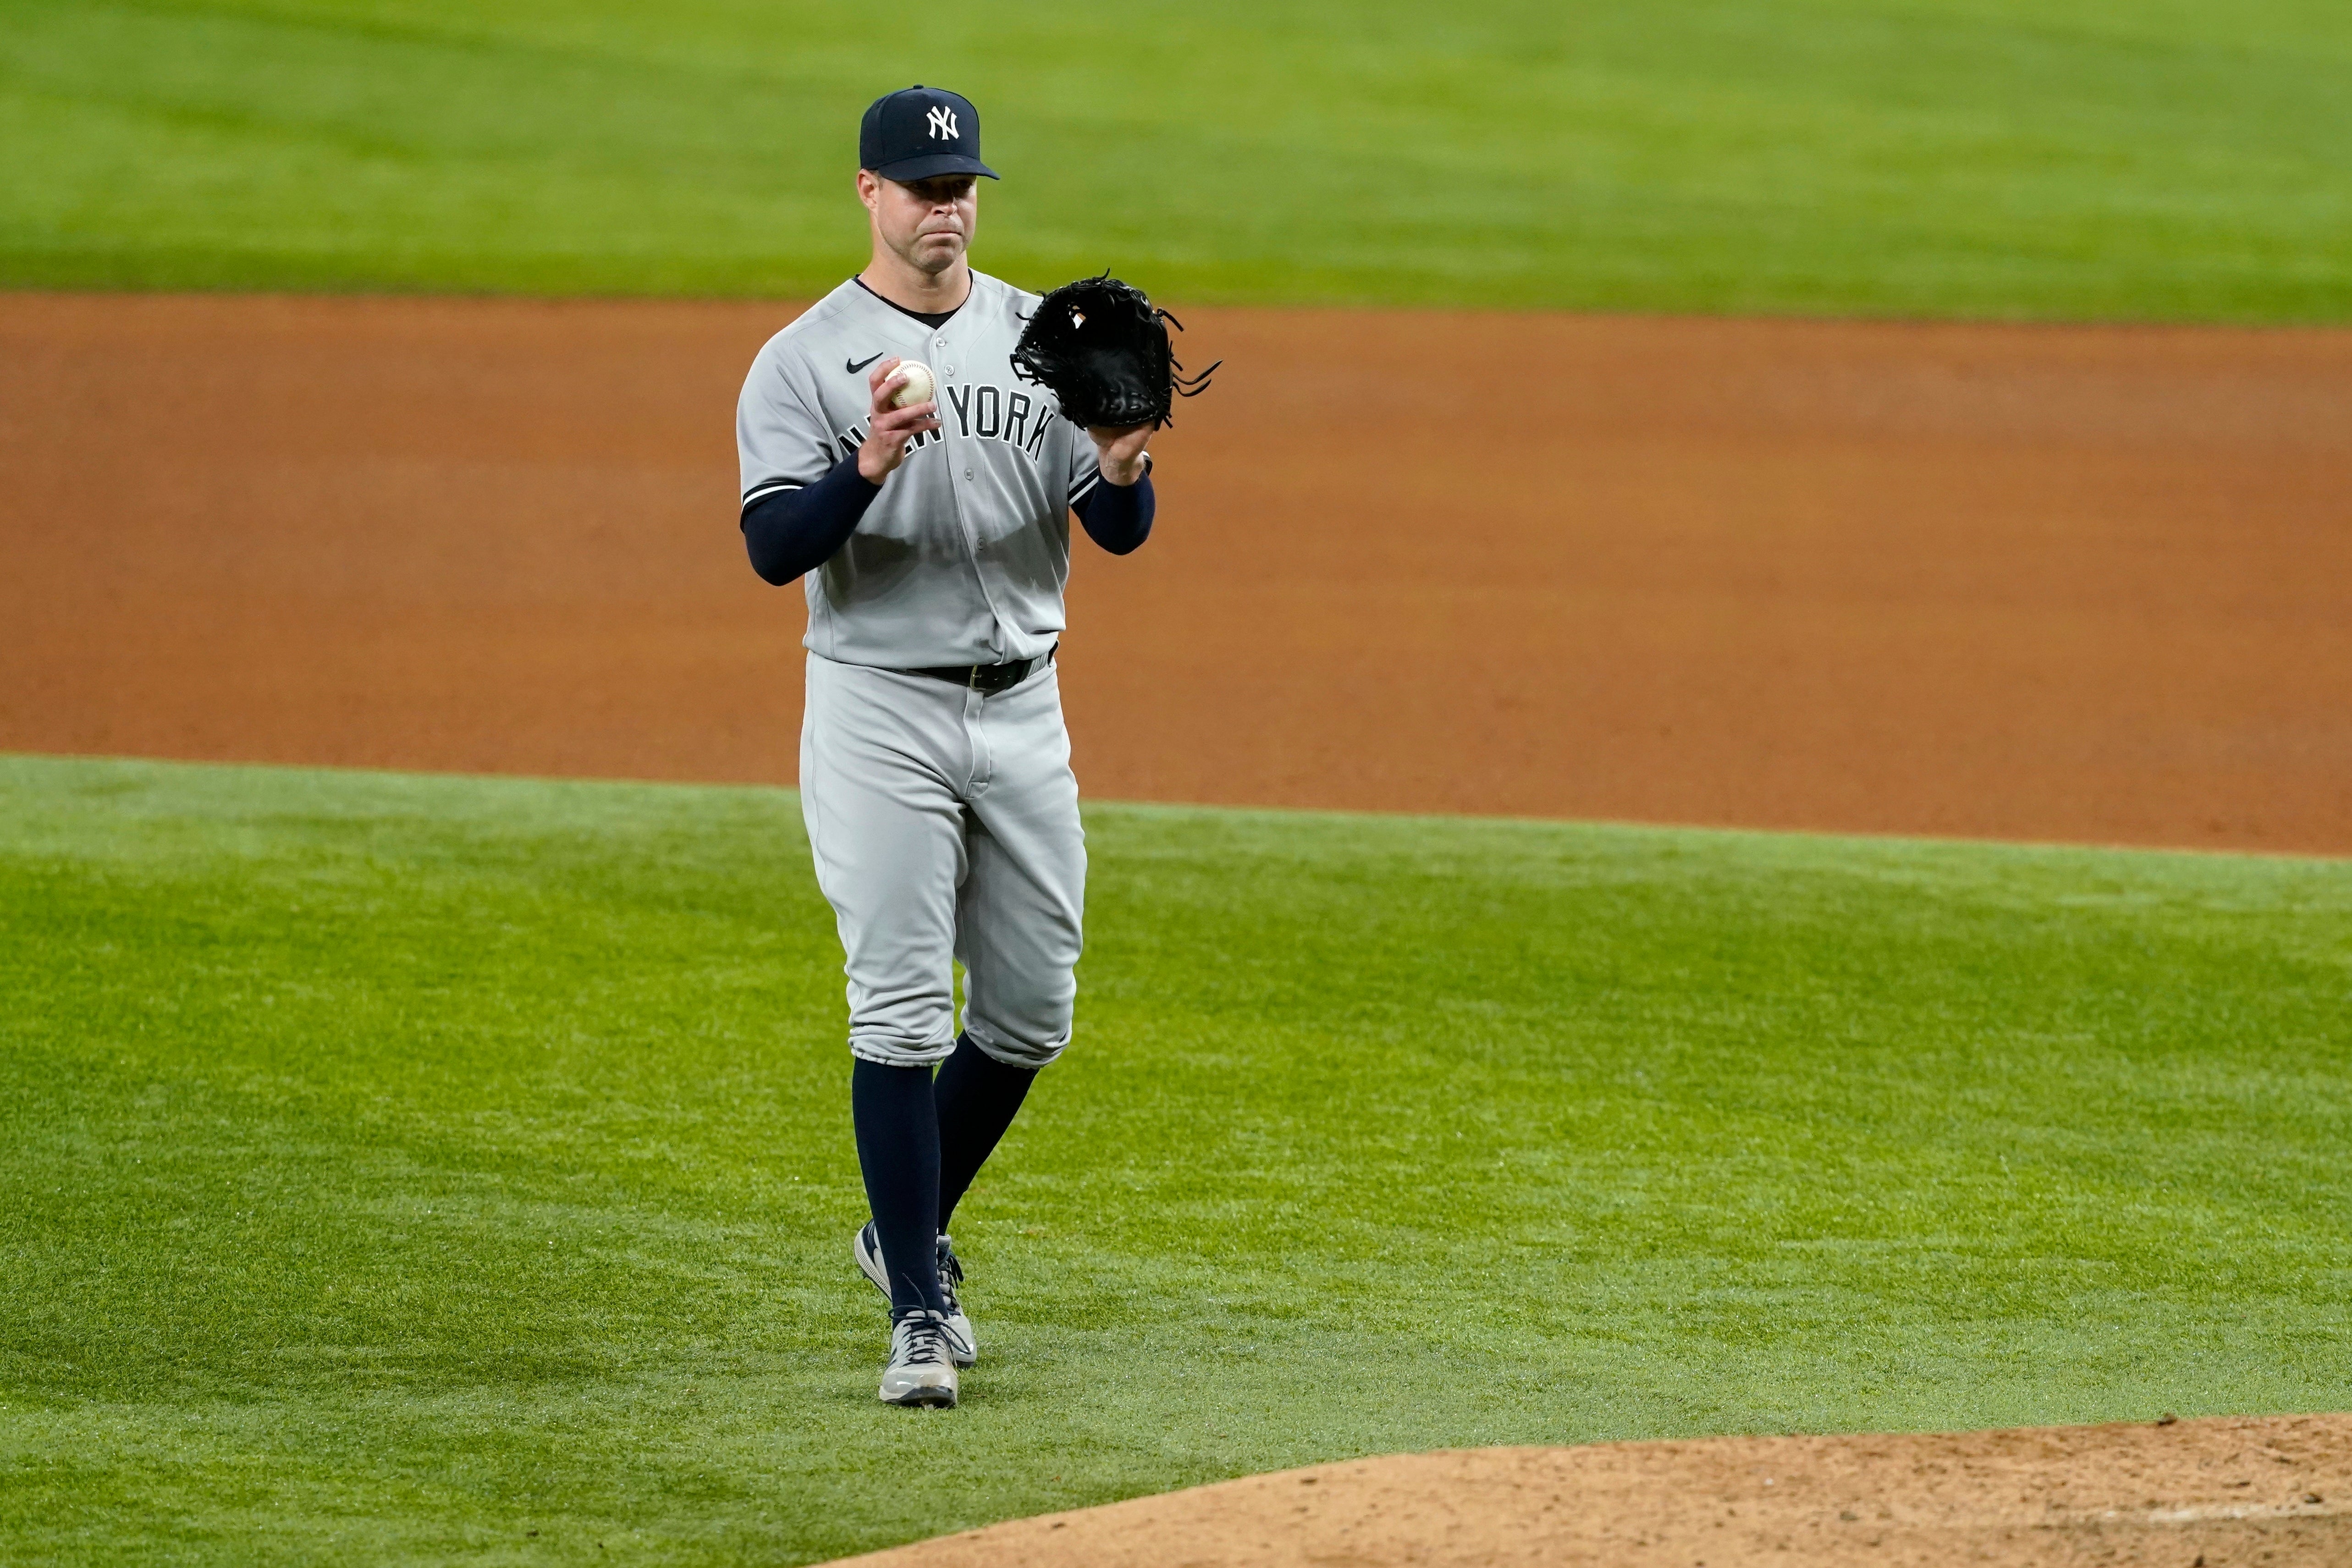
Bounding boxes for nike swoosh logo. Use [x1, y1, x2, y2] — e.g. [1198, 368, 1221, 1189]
[846, 352, 884, 373]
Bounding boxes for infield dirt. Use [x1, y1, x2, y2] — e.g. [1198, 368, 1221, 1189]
[830, 1414, 2351, 1568]
[3, 292, 2348, 854]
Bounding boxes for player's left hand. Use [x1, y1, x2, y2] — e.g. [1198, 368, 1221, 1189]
[1088, 424, 1151, 487]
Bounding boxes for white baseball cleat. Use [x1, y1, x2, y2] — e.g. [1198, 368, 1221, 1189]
[853, 1221, 976, 1366]
[878, 1309, 959, 1408]
[935, 1234, 978, 1367]
[852, 1219, 891, 1298]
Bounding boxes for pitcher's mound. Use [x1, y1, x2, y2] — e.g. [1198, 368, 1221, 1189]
[831, 1414, 2349, 1567]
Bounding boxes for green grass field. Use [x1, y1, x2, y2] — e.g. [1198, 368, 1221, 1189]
[3, 0, 2349, 319]
[4, 752, 2348, 1564]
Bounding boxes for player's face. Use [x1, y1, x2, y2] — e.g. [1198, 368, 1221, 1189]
[865, 173, 978, 277]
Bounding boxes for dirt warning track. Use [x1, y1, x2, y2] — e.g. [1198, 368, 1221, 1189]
[2, 292, 2346, 853]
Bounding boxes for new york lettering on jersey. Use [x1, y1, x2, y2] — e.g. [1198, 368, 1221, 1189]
[828, 412, 950, 462]
[943, 382, 1051, 458]
[821, 381, 1047, 463]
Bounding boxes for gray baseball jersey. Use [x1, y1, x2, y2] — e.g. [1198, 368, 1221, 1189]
[736, 270, 1104, 669]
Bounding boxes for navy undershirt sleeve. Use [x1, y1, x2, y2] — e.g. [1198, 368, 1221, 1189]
[740, 460, 881, 586]
[1073, 473, 1154, 556]
[745, 461, 1153, 583]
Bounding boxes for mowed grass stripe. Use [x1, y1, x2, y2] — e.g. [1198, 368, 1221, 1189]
[0, 0, 2348, 319]
[1, 754, 2347, 1566]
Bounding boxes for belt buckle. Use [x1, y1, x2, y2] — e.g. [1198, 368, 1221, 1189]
[964, 655, 1036, 695]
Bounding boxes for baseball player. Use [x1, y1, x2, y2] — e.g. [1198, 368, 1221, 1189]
[733, 86, 1157, 1408]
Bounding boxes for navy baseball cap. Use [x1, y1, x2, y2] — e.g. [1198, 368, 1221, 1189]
[860, 85, 997, 182]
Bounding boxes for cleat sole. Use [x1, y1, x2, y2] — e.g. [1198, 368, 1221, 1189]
[881, 1385, 958, 1408]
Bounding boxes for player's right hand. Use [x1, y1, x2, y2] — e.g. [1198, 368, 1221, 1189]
[857, 358, 940, 483]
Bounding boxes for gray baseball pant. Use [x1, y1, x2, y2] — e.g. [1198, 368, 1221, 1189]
[799, 652, 1086, 1070]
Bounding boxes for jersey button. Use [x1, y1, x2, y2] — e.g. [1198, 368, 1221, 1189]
[964, 467, 974, 481]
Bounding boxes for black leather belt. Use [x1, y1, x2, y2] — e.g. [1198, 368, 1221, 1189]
[904, 645, 1055, 695]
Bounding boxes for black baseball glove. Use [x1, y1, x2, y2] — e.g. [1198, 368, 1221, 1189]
[1010, 274, 1217, 430]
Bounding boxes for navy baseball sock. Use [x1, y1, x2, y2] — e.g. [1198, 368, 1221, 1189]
[850, 1058, 947, 1316]
[932, 1033, 1038, 1232]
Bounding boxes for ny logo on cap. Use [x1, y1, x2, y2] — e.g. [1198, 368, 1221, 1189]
[926, 105, 958, 140]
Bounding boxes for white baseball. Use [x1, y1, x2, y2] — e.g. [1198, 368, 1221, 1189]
[888, 359, 936, 409]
